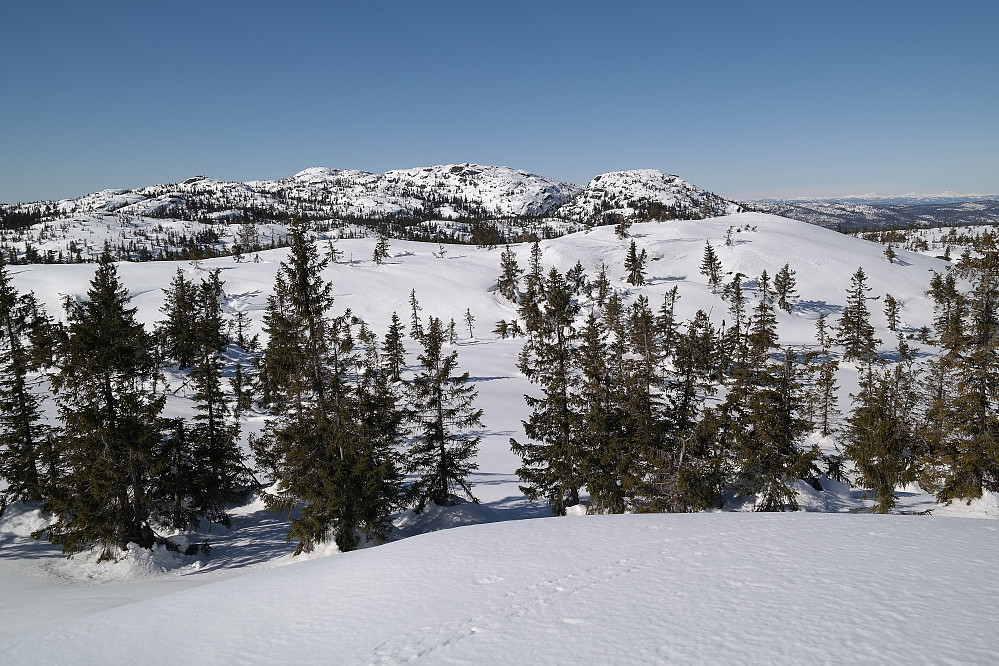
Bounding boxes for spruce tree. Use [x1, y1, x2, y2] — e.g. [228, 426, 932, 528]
[566, 260, 587, 296]
[884, 294, 900, 332]
[574, 310, 630, 513]
[700, 242, 723, 293]
[497, 244, 523, 303]
[261, 221, 400, 553]
[774, 263, 797, 313]
[44, 253, 166, 556]
[0, 257, 51, 508]
[464, 308, 475, 339]
[352, 328, 407, 544]
[937, 235, 999, 501]
[382, 312, 406, 381]
[184, 270, 247, 528]
[160, 268, 199, 367]
[927, 270, 964, 351]
[593, 262, 611, 306]
[408, 317, 483, 510]
[806, 314, 840, 437]
[408, 289, 424, 342]
[655, 286, 682, 362]
[624, 240, 647, 286]
[845, 364, 919, 512]
[511, 269, 584, 515]
[372, 234, 390, 264]
[838, 267, 880, 363]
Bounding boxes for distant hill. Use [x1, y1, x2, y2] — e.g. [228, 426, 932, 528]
[753, 195, 999, 230]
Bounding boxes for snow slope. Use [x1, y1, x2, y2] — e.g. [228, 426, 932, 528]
[3, 514, 997, 664]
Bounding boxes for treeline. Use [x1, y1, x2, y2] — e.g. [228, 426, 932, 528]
[0, 222, 484, 558]
[498, 233, 999, 515]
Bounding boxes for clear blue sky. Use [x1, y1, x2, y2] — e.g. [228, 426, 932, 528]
[2, 1, 997, 203]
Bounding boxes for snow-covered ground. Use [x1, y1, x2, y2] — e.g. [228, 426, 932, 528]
[4, 512, 998, 664]
[2, 212, 996, 663]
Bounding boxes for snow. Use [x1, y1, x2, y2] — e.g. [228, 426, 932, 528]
[3, 514, 998, 664]
[1, 210, 996, 663]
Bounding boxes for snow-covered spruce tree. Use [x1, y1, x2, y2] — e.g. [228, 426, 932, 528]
[408, 317, 483, 511]
[511, 269, 583, 515]
[0, 256, 52, 509]
[624, 240, 647, 286]
[837, 267, 880, 363]
[497, 244, 523, 303]
[44, 253, 167, 557]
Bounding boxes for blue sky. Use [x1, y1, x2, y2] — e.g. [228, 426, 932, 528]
[2, 1, 996, 203]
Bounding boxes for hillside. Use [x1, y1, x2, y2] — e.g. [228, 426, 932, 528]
[755, 196, 999, 230]
[2, 211, 997, 663]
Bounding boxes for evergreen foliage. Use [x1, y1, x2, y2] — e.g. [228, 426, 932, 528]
[260, 222, 403, 553]
[160, 268, 199, 368]
[43, 253, 166, 556]
[699, 242, 723, 293]
[845, 363, 920, 512]
[624, 240, 647, 286]
[497, 244, 523, 303]
[372, 234, 390, 264]
[0, 257, 52, 508]
[838, 267, 880, 363]
[774, 263, 797, 313]
[408, 317, 483, 510]
[511, 269, 583, 515]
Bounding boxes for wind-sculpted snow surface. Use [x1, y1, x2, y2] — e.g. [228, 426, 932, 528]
[2, 514, 997, 664]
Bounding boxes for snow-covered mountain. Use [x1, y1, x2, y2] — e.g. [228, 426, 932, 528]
[0, 165, 750, 263]
[555, 169, 743, 223]
[3, 165, 745, 225]
[36, 164, 581, 222]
